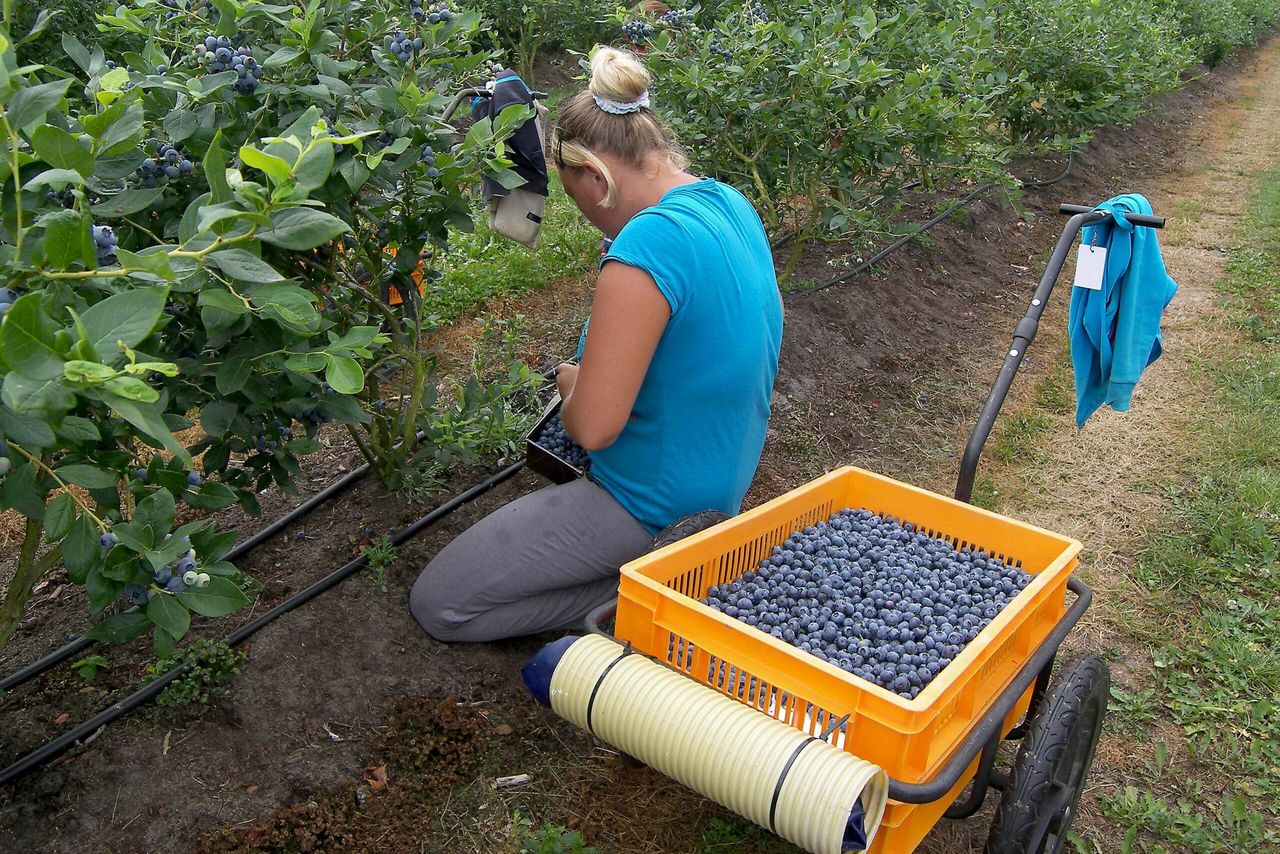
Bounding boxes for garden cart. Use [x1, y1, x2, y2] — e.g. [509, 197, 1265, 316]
[526, 202, 1166, 853]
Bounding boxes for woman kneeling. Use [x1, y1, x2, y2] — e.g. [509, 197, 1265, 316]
[409, 47, 783, 642]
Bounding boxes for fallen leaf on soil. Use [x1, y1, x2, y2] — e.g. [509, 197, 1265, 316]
[362, 765, 388, 791]
[494, 724, 513, 736]
[53, 712, 70, 725]
[247, 785, 259, 794]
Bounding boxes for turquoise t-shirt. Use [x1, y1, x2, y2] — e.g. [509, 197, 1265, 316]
[587, 178, 783, 534]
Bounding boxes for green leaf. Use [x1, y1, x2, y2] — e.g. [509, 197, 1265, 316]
[178, 575, 249, 617]
[323, 355, 364, 394]
[285, 437, 323, 455]
[103, 397, 192, 466]
[62, 514, 99, 584]
[86, 565, 123, 613]
[0, 404, 56, 449]
[93, 150, 147, 181]
[115, 248, 175, 281]
[62, 35, 91, 73]
[2, 372, 75, 413]
[41, 208, 95, 270]
[147, 592, 190, 641]
[153, 626, 177, 657]
[64, 360, 118, 384]
[0, 294, 64, 380]
[259, 207, 349, 250]
[262, 46, 302, 68]
[133, 487, 176, 538]
[199, 400, 237, 437]
[215, 357, 251, 394]
[284, 352, 326, 373]
[9, 79, 71, 130]
[99, 68, 130, 96]
[0, 462, 48, 517]
[104, 376, 159, 402]
[108, 520, 150, 553]
[183, 482, 238, 510]
[197, 287, 250, 317]
[79, 287, 169, 361]
[293, 140, 334, 192]
[209, 249, 285, 283]
[97, 102, 145, 154]
[84, 611, 152, 643]
[56, 463, 120, 489]
[489, 167, 527, 191]
[56, 415, 102, 443]
[44, 493, 76, 541]
[32, 125, 94, 174]
[205, 131, 231, 203]
[91, 187, 166, 218]
[250, 284, 319, 331]
[124, 361, 177, 378]
[22, 168, 86, 191]
[163, 109, 199, 142]
[238, 145, 293, 183]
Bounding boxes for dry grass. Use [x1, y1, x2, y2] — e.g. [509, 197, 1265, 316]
[908, 35, 1280, 854]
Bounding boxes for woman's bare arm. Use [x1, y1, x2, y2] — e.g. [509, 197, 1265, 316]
[559, 261, 670, 451]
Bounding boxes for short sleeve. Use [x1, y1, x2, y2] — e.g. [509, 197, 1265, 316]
[601, 211, 687, 314]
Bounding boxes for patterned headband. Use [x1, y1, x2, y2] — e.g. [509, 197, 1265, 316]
[592, 91, 650, 115]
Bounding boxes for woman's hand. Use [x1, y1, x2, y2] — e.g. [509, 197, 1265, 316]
[555, 362, 579, 399]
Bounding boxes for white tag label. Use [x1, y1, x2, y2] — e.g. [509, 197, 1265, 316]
[1073, 244, 1107, 291]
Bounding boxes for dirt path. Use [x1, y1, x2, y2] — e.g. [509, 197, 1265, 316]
[916, 35, 1280, 854]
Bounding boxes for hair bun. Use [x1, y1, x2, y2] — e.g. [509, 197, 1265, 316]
[589, 46, 650, 104]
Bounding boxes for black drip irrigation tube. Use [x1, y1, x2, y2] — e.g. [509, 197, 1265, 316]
[1, 364, 565, 694]
[0, 460, 526, 788]
[0, 455, 375, 695]
[786, 155, 1075, 301]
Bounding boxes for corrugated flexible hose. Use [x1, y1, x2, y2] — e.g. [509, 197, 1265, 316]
[524, 634, 889, 854]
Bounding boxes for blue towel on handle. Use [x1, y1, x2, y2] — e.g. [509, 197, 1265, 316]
[1069, 194, 1178, 426]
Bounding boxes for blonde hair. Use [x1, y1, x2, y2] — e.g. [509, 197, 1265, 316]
[553, 47, 687, 209]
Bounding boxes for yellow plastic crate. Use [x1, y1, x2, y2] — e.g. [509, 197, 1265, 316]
[615, 466, 1081, 792]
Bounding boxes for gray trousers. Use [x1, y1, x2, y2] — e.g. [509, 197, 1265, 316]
[408, 477, 653, 642]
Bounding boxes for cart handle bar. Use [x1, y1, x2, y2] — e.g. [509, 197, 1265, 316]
[954, 202, 1166, 502]
[1058, 203, 1165, 228]
[887, 576, 1092, 803]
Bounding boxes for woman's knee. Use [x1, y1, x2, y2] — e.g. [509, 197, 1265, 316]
[408, 557, 475, 642]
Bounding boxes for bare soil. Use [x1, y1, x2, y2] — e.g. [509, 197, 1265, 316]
[0, 38, 1273, 854]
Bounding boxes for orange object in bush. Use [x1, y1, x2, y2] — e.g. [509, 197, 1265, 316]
[380, 244, 428, 307]
[614, 466, 1081, 852]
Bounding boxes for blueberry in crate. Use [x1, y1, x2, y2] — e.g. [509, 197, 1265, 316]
[701, 508, 1033, 700]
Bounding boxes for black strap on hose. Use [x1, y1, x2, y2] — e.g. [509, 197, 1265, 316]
[584, 641, 632, 735]
[769, 736, 819, 834]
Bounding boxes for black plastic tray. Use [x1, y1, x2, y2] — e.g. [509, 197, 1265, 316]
[525, 396, 587, 484]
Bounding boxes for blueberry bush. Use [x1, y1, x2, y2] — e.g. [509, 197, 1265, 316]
[471, 0, 616, 81]
[629, 0, 1235, 276]
[638, 3, 1013, 278]
[1155, 0, 1280, 67]
[703, 509, 1032, 699]
[0, 0, 536, 657]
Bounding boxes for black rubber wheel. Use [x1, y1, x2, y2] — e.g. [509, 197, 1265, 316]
[985, 655, 1110, 854]
[648, 510, 729, 552]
